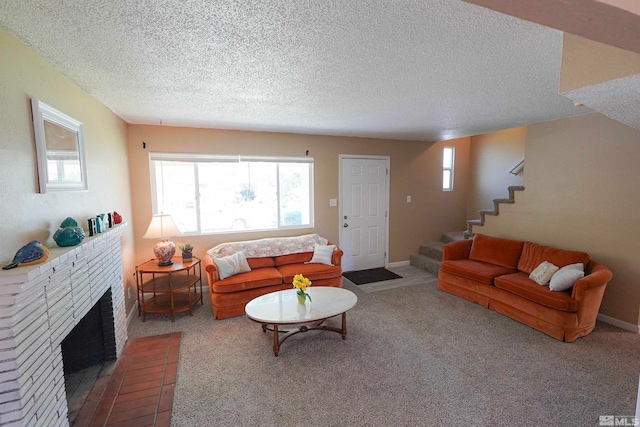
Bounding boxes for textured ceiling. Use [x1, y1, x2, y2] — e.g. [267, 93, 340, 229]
[562, 74, 640, 132]
[0, 0, 588, 141]
[466, 0, 640, 133]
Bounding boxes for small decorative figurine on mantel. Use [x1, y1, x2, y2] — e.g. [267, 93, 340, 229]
[96, 214, 107, 233]
[53, 217, 86, 247]
[113, 211, 123, 224]
[2, 240, 50, 270]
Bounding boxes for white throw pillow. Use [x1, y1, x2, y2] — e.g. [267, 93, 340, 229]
[307, 244, 335, 265]
[529, 261, 559, 286]
[213, 251, 251, 280]
[549, 263, 584, 291]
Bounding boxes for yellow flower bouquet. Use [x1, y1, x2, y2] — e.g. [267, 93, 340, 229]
[292, 274, 312, 304]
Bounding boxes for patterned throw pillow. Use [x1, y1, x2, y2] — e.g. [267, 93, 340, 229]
[549, 263, 584, 291]
[529, 261, 559, 286]
[306, 244, 335, 265]
[213, 251, 251, 280]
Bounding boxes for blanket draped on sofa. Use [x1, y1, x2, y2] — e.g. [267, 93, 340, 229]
[207, 234, 328, 258]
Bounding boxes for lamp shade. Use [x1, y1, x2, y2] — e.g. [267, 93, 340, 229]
[142, 214, 180, 239]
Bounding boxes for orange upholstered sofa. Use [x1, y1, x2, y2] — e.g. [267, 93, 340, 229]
[437, 234, 612, 342]
[203, 234, 343, 319]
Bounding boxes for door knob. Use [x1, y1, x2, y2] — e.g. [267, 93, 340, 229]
[343, 223, 348, 227]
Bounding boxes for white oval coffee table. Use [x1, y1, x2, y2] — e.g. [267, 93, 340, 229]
[245, 287, 358, 356]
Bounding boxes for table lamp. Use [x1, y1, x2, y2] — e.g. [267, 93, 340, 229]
[142, 213, 181, 266]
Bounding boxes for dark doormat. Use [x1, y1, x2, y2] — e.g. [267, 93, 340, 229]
[343, 268, 402, 285]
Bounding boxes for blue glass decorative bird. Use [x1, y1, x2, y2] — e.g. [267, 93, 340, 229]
[53, 217, 85, 247]
[2, 240, 49, 270]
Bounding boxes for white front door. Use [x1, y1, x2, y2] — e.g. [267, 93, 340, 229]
[339, 156, 389, 272]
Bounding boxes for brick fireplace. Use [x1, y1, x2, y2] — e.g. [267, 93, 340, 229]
[0, 225, 128, 426]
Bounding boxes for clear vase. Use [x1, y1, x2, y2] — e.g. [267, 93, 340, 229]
[297, 293, 306, 305]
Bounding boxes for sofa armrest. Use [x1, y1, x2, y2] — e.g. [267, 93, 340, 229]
[571, 261, 612, 296]
[442, 239, 473, 261]
[571, 261, 612, 324]
[331, 247, 343, 267]
[327, 242, 343, 266]
[203, 253, 220, 289]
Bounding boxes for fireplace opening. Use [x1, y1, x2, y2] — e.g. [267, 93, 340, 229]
[62, 289, 117, 424]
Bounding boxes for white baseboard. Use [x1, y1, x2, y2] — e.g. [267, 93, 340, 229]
[597, 313, 640, 333]
[388, 260, 410, 268]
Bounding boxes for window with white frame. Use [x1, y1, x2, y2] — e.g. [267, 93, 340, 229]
[149, 153, 314, 234]
[442, 147, 455, 191]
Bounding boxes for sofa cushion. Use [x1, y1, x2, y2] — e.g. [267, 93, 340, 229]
[211, 267, 283, 293]
[247, 257, 275, 269]
[210, 283, 288, 319]
[441, 259, 518, 285]
[495, 272, 578, 312]
[517, 242, 590, 274]
[274, 251, 313, 266]
[468, 234, 524, 269]
[277, 262, 343, 284]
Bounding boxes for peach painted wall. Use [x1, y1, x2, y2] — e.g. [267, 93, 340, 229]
[466, 127, 525, 221]
[476, 113, 640, 327]
[127, 126, 470, 269]
[0, 28, 137, 313]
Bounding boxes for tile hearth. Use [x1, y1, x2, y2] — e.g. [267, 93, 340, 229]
[73, 333, 180, 427]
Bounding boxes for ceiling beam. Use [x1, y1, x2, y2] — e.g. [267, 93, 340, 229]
[464, 0, 640, 55]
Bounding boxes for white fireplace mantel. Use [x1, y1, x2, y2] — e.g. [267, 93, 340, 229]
[0, 224, 128, 427]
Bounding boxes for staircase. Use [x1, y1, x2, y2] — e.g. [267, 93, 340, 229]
[410, 186, 526, 275]
[409, 231, 465, 275]
[465, 185, 525, 238]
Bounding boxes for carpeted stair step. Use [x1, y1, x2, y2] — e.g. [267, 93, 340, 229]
[409, 254, 441, 275]
[418, 241, 445, 260]
[411, 231, 465, 276]
[442, 231, 466, 243]
[466, 219, 482, 227]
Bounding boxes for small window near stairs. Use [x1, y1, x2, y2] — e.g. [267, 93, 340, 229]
[442, 147, 455, 191]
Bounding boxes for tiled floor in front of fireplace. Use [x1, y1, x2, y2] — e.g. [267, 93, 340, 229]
[72, 332, 181, 427]
[66, 361, 116, 424]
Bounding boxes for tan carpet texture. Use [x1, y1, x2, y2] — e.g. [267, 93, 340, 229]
[127, 274, 639, 426]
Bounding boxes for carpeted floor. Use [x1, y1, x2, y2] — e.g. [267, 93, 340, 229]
[343, 267, 403, 285]
[127, 267, 640, 426]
